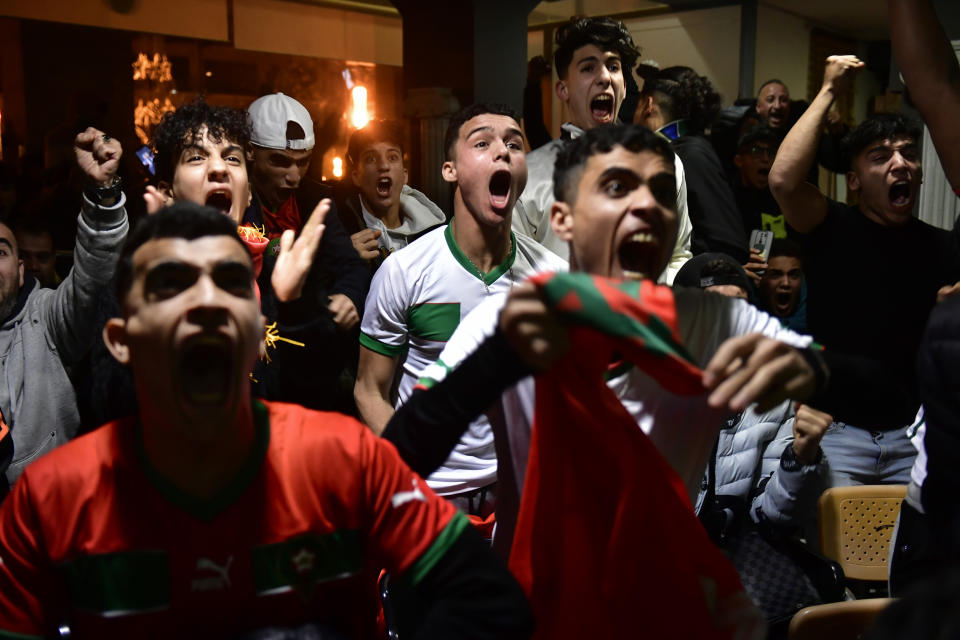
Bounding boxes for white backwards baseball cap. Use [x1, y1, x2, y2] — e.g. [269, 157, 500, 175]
[248, 93, 315, 151]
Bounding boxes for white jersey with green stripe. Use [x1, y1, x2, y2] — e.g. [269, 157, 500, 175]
[360, 222, 567, 496]
[418, 287, 814, 502]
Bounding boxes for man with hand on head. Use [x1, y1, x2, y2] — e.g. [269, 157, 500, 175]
[0, 127, 128, 489]
[769, 55, 960, 486]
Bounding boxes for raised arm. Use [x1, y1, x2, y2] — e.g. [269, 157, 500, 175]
[889, 0, 960, 190]
[769, 55, 863, 233]
[44, 129, 129, 363]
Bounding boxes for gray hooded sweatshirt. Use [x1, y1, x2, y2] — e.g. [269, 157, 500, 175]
[0, 194, 128, 483]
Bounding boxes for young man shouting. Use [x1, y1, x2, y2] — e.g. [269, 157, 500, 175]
[355, 104, 565, 515]
[512, 16, 692, 282]
[0, 204, 532, 639]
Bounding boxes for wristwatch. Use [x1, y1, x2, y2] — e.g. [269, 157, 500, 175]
[84, 175, 123, 206]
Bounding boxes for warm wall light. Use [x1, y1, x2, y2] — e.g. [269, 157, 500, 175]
[350, 85, 370, 129]
[332, 156, 343, 178]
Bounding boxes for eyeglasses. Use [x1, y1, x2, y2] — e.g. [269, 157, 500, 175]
[747, 145, 776, 159]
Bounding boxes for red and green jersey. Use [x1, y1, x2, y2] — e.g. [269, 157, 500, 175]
[0, 400, 465, 639]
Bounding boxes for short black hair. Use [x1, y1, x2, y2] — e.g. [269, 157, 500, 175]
[756, 79, 788, 97]
[736, 125, 783, 153]
[115, 202, 247, 306]
[152, 99, 252, 183]
[638, 65, 721, 134]
[443, 103, 520, 161]
[552, 123, 675, 204]
[554, 17, 640, 80]
[768, 238, 802, 261]
[346, 120, 406, 167]
[674, 252, 750, 293]
[841, 113, 922, 171]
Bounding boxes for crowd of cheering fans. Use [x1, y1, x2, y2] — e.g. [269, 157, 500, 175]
[0, 0, 958, 637]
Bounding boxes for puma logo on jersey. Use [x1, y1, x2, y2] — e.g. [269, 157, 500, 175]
[192, 555, 233, 592]
[391, 478, 426, 508]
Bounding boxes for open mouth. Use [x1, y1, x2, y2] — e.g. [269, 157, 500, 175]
[774, 291, 794, 313]
[489, 170, 512, 210]
[591, 94, 615, 124]
[376, 177, 393, 198]
[889, 181, 911, 208]
[179, 336, 233, 405]
[617, 231, 660, 280]
[205, 190, 233, 217]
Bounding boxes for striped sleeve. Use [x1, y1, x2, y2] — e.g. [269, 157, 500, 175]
[359, 253, 413, 357]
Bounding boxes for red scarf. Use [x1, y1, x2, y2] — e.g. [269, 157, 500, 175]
[508, 273, 758, 639]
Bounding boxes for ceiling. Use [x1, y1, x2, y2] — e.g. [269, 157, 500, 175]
[296, 0, 891, 42]
[528, 0, 890, 40]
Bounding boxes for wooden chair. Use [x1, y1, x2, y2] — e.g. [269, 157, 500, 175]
[818, 485, 907, 582]
[788, 598, 893, 640]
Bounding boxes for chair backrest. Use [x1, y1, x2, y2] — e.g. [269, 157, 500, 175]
[818, 485, 907, 582]
[788, 598, 894, 640]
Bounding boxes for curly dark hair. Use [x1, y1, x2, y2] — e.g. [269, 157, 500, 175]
[554, 17, 641, 79]
[638, 65, 722, 134]
[152, 98, 252, 183]
[553, 123, 675, 204]
[840, 113, 922, 171]
[443, 103, 519, 161]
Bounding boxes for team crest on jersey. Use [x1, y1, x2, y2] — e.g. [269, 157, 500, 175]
[191, 555, 234, 592]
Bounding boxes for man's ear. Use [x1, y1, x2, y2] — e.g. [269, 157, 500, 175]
[258, 313, 268, 361]
[402, 167, 409, 186]
[17, 260, 23, 288]
[158, 181, 174, 201]
[555, 79, 569, 103]
[550, 201, 574, 243]
[733, 154, 745, 169]
[441, 160, 458, 184]
[245, 147, 255, 163]
[103, 317, 131, 366]
[846, 171, 860, 193]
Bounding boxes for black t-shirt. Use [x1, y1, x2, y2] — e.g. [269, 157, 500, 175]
[802, 200, 960, 397]
[673, 134, 748, 263]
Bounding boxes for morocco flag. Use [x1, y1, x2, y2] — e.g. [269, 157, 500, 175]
[508, 272, 762, 639]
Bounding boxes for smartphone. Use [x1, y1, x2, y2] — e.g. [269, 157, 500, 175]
[749, 229, 775, 264]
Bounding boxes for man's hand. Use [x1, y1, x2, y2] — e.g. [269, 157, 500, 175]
[792, 403, 832, 465]
[271, 199, 328, 303]
[742, 248, 768, 285]
[74, 127, 122, 186]
[328, 293, 359, 330]
[822, 55, 864, 96]
[143, 185, 172, 215]
[703, 333, 817, 413]
[937, 281, 960, 303]
[351, 228, 382, 261]
[498, 282, 570, 371]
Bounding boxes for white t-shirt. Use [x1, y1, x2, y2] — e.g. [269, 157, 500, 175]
[359, 223, 567, 495]
[417, 286, 812, 502]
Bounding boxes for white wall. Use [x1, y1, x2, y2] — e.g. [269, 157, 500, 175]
[0, 0, 403, 65]
[754, 4, 810, 101]
[233, 0, 401, 66]
[624, 6, 742, 107]
[0, 0, 228, 41]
